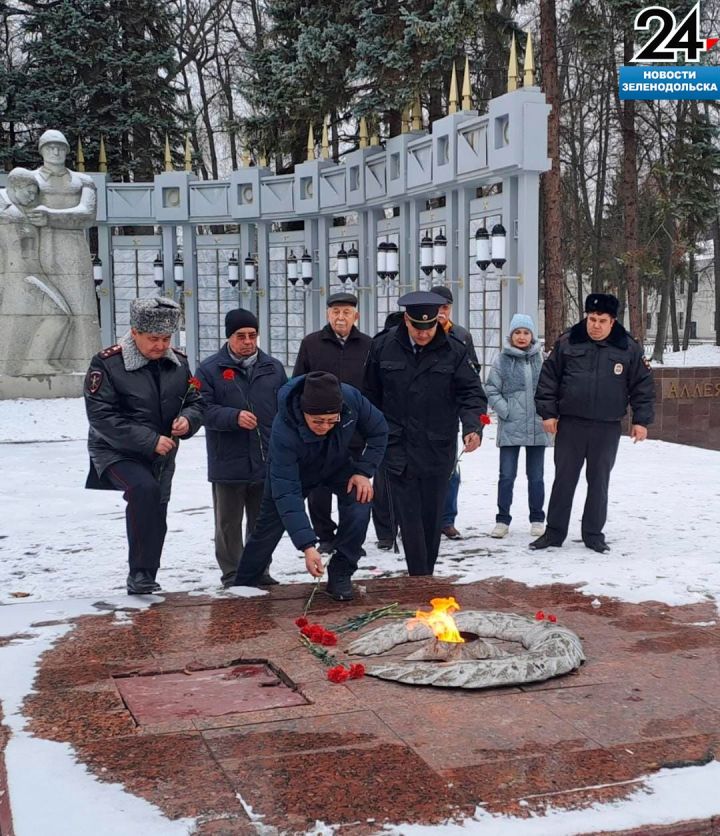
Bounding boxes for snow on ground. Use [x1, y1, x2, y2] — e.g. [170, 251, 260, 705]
[1, 396, 720, 836]
[0, 397, 718, 610]
[649, 342, 720, 367]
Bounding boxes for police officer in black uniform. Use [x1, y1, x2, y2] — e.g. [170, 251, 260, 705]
[532, 293, 655, 553]
[84, 297, 205, 594]
[363, 291, 488, 576]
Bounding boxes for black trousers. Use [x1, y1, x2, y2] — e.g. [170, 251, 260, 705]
[234, 478, 371, 586]
[545, 418, 622, 543]
[371, 466, 398, 543]
[307, 485, 336, 542]
[387, 471, 450, 576]
[105, 459, 171, 576]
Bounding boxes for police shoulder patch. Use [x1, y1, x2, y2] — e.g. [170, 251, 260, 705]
[642, 355, 652, 370]
[85, 369, 104, 394]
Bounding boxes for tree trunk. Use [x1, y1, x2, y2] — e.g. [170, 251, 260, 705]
[682, 251, 695, 351]
[620, 29, 642, 339]
[714, 214, 720, 346]
[540, 0, 564, 348]
[652, 215, 675, 362]
[196, 67, 219, 180]
[669, 282, 680, 352]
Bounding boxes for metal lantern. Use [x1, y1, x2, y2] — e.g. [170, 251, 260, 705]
[173, 252, 184, 287]
[92, 254, 103, 287]
[420, 232, 433, 276]
[301, 249, 313, 285]
[243, 253, 256, 288]
[376, 241, 389, 280]
[227, 252, 239, 287]
[433, 231, 447, 276]
[475, 227, 490, 271]
[337, 244, 349, 282]
[491, 223, 507, 269]
[152, 252, 164, 287]
[385, 241, 399, 280]
[347, 244, 359, 282]
[287, 250, 299, 285]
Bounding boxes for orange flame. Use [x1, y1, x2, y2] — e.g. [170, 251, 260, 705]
[408, 597, 464, 643]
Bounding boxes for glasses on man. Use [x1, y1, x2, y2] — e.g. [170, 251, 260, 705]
[307, 416, 341, 427]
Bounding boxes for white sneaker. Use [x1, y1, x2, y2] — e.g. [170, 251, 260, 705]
[530, 522, 546, 537]
[490, 523, 509, 538]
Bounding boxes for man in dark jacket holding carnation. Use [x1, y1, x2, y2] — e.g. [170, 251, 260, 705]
[233, 371, 387, 601]
[532, 293, 655, 553]
[195, 309, 287, 587]
[84, 297, 204, 594]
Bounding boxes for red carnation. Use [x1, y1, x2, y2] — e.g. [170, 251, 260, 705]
[222, 368, 235, 380]
[307, 625, 325, 643]
[535, 610, 545, 620]
[300, 624, 314, 638]
[188, 376, 202, 390]
[321, 630, 338, 647]
[327, 665, 350, 683]
[348, 663, 365, 680]
[295, 616, 309, 628]
[548, 614, 557, 623]
[480, 413, 491, 425]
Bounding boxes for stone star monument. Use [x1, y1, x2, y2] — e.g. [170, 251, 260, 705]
[0, 129, 101, 398]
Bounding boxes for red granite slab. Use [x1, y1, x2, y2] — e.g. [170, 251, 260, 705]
[115, 664, 307, 725]
[5, 579, 719, 834]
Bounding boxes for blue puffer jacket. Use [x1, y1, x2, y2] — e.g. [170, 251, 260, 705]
[485, 341, 552, 447]
[195, 345, 287, 483]
[268, 375, 388, 550]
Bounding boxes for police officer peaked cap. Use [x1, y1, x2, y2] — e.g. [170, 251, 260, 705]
[327, 292, 358, 307]
[585, 293, 619, 318]
[398, 291, 447, 330]
[130, 296, 182, 335]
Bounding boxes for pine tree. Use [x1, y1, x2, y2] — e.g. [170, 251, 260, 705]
[1, 0, 181, 180]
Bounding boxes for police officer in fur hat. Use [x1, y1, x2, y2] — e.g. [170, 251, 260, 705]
[532, 293, 655, 553]
[84, 297, 205, 594]
[363, 291, 488, 576]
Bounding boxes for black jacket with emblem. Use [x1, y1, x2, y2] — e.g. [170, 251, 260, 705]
[535, 320, 655, 425]
[84, 334, 205, 487]
[363, 322, 488, 477]
[292, 323, 371, 388]
[195, 345, 287, 484]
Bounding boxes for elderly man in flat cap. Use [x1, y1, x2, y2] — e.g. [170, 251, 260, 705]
[293, 291, 373, 553]
[363, 291, 488, 576]
[84, 297, 204, 594]
[195, 308, 287, 587]
[532, 292, 655, 553]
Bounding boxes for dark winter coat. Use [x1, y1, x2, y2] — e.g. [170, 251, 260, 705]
[267, 375, 388, 550]
[363, 322, 488, 477]
[292, 324, 372, 389]
[84, 335, 204, 487]
[195, 345, 287, 484]
[446, 322, 481, 375]
[486, 341, 551, 447]
[535, 320, 655, 425]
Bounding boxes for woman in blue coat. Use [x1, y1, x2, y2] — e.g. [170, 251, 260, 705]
[485, 314, 552, 539]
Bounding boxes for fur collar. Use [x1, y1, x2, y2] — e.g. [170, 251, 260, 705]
[119, 331, 182, 372]
[569, 319, 629, 349]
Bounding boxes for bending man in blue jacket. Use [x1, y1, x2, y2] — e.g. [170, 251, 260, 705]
[232, 371, 388, 601]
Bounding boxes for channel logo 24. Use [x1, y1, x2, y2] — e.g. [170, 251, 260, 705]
[632, 1, 718, 63]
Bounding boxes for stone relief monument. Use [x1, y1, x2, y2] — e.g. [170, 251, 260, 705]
[0, 129, 100, 397]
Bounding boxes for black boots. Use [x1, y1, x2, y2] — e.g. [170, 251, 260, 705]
[528, 533, 564, 550]
[127, 570, 161, 595]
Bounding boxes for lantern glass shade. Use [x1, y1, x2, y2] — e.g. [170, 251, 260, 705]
[433, 231, 447, 274]
[287, 250, 298, 284]
[475, 227, 490, 270]
[243, 253, 256, 286]
[92, 254, 103, 286]
[376, 241, 388, 278]
[420, 232, 433, 276]
[347, 244, 359, 280]
[153, 252, 164, 287]
[301, 249, 313, 284]
[336, 244, 349, 281]
[385, 241, 399, 279]
[227, 252, 239, 287]
[173, 252, 184, 286]
[491, 223, 507, 268]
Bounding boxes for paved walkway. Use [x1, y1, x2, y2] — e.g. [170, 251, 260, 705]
[1, 576, 719, 834]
